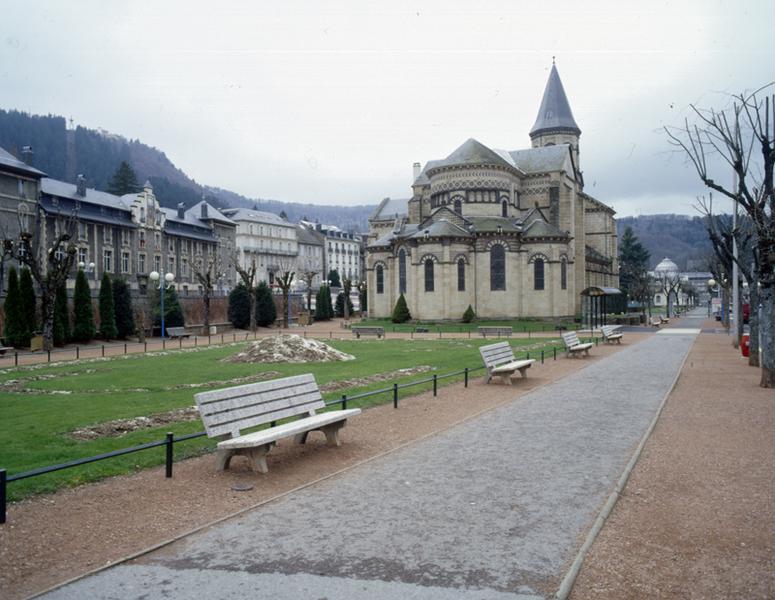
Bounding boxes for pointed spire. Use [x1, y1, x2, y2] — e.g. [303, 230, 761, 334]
[529, 63, 580, 139]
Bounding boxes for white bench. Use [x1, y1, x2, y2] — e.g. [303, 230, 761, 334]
[166, 326, 190, 339]
[601, 325, 623, 344]
[352, 326, 384, 339]
[660, 316, 670, 324]
[561, 331, 593, 358]
[478, 326, 513, 338]
[194, 374, 361, 473]
[650, 317, 662, 327]
[479, 341, 536, 384]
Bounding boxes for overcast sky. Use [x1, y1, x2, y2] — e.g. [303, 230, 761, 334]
[2, 0, 773, 216]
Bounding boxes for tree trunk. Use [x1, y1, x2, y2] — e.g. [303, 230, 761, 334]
[203, 291, 211, 328]
[759, 285, 775, 387]
[748, 285, 760, 368]
[249, 293, 257, 332]
[41, 286, 56, 352]
[283, 291, 290, 329]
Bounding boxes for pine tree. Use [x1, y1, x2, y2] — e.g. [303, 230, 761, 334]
[359, 285, 368, 313]
[107, 161, 140, 196]
[324, 285, 335, 319]
[72, 269, 96, 342]
[151, 285, 184, 330]
[53, 281, 70, 346]
[327, 269, 341, 288]
[619, 226, 651, 304]
[314, 287, 329, 321]
[391, 293, 411, 323]
[462, 305, 475, 323]
[2, 267, 25, 347]
[19, 267, 36, 339]
[335, 292, 354, 318]
[255, 281, 277, 327]
[113, 277, 135, 338]
[228, 283, 251, 329]
[98, 272, 118, 340]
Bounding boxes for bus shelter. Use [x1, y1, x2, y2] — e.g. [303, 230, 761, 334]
[580, 286, 623, 329]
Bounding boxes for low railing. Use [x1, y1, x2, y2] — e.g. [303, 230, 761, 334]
[0, 340, 582, 524]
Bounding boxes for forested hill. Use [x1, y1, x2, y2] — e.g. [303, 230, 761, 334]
[0, 109, 375, 232]
[616, 214, 716, 271]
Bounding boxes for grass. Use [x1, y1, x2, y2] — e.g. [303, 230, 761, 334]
[0, 336, 569, 501]
[354, 317, 577, 333]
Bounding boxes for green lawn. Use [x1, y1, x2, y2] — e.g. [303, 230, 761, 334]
[1, 336, 566, 501]
[355, 317, 578, 333]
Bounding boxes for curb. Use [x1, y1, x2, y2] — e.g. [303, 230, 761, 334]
[553, 330, 699, 600]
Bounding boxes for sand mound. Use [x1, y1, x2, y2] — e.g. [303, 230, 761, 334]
[226, 334, 355, 363]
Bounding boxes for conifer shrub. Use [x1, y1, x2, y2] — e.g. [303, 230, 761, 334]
[2, 267, 25, 347]
[113, 277, 135, 339]
[335, 291, 354, 318]
[98, 272, 118, 340]
[72, 269, 96, 342]
[53, 282, 70, 346]
[462, 305, 476, 323]
[255, 281, 277, 327]
[228, 283, 251, 329]
[391, 293, 411, 323]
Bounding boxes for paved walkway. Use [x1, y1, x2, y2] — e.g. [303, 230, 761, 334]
[42, 328, 698, 600]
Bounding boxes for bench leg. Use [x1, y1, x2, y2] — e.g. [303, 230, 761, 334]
[483, 370, 493, 384]
[321, 421, 345, 447]
[517, 366, 529, 378]
[215, 449, 234, 471]
[294, 431, 310, 445]
[244, 444, 272, 474]
[499, 372, 513, 385]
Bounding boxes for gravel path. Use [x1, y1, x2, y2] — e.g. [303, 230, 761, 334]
[40, 331, 696, 599]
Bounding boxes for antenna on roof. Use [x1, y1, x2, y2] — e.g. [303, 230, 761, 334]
[552, 56, 556, 65]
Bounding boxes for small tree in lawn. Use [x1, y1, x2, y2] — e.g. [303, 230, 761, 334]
[98, 272, 118, 340]
[274, 259, 295, 328]
[192, 252, 223, 330]
[2, 266, 25, 347]
[72, 268, 96, 343]
[392, 293, 411, 323]
[335, 291, 354, 318]
[325, 285, 335, 319]
[228, 283, 251, 329]
[19, 267, 37, 336]
[232, 255, 257, 332]
[53, 281, 70, 346]
[327, 269, 341, 288]
[255, 281, 277, 327]
[112, 277, 135, 339]
[341, 277, 352, 320]
[462, 305, 475, 323]
[151, 285, 184, 330]
[314, 286, 330, 321]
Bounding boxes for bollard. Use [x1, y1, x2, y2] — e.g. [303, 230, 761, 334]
[433, 374, 437, 396]
[393, 383, 399, 408]
[464, 367, 469, 387]
[14, 352, 17, 367]
[208, 334, 211, 345]
[528, 330, 531, 339]
[221, 333, 224, 344]
[541, 350, 544, 364]
[76, 346, 80, 360]
[553, 347, 557, 360]
[47, 350, 51, 362]
[102, 345, 105, 357]
[341, 394, 347, 410]
[165, 432, 174, 478]
[162, 339, 166, 350]
[124, 343, 127, 355]
[0, 468, 5, 524]
[233, 333, 236, 342]
[179, 338, 183, 349]
[526, 351, 530, 360]
[144, 342, 147, 353]
[195, 337, 198, 347]
[330, 331, 332, 339]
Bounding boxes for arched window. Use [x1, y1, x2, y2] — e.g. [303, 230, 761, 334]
[376, 265, 384, 294]
[424, 259, 434, 292]
[561, 259, 567, 290]
[398, 249, 407, 294]
[454, 198, 462, 214]
[490, 245, 505, 291]
[501, 200, 508, 218]
[534, 259, 545, 290]
[457, 258, 465, 291]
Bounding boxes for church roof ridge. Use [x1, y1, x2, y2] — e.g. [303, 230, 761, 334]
[529, 64, 580, 138]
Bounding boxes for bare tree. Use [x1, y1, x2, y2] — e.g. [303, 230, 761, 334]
[341, 277, 352, 321]
[12, 206, 78, 351]
[192, 251, 223, 330]
[298, 258, 321, 314]
[666, 86, 775, 386]
[274, 257, 296, 329]
[232, 253, 257, 332]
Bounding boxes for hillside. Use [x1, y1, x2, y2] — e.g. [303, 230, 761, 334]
[0, 110, 375, 232]
[616, 214, 715, 271]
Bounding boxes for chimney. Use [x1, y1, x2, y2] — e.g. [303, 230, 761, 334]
[21, 146, 34, 165]
[201, 203, 208, 219]
[177, 203, 186, 219]
[315, 223, 322, 232]
[76, 174, 87, 197]
[413, 162, 421, 182]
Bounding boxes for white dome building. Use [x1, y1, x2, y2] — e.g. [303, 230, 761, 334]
[651, 257, 689, 315]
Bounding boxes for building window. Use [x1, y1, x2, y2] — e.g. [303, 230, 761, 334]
[168, 238, 174, 253]
[104, 226, 112, 244]
[54, 247, 66, 261]
[502, 200, 508, 218]
[182, 258, 189, 278]
[140, 207, 146, 223]
[121, 252, 129, 273]
[457, 259, 465, 291]
[490, 245, 505, 291]
[398, 249, 407, 294]
[78, 221, 88, 240]
[155, 233, 161, 250]
[78, 247, 87, 265]
[454, 198, 462, 214]
[168, 256, 175, 275]
[561, 259, 567, 290]
[104, 249, 113, 273]
[154, 255, 161, 273]
[424, 259, 434, 292]
[534, 259, 545, 290]
[138, 253, 146, 273]
[121, 229, 130, 246]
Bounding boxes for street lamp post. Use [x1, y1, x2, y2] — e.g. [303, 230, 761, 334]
[707, 278, 716, 317]
[149, 271, 175, 338]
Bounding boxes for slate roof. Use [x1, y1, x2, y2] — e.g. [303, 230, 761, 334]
[41, 178, 131, 211]
[509, 145, 572, 174]
[522, 219, 568, 239]
[585, 245, 612, 264]
[410, 218, 473, 239]
[413, 159, 444, 185]
[188, 201, 236, 226]
[371, 197, 409, 221]
[467, 216, 521, 234]
[430, 138, 514, 172]
[296, 224, 324, 246]
[221, 208, 291, 226]
[529, 64, 581, 137]
[0, 146, 46, 177]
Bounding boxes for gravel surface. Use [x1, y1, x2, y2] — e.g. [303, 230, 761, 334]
[2, 336, 640, 600]
[37, 332, 695, 600]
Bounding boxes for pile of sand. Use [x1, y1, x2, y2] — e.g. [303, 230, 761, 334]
[226, 334, 355, 363]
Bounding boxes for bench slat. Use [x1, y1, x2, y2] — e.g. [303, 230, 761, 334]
[201, 390, 323, 427]
[199, 382, 322, 416]
[196, 374, 316, 404]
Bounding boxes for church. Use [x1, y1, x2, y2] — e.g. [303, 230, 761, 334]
[365, 64, 618, 321]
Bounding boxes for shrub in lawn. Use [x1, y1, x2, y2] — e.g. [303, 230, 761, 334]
[255, 281, 277, 327]
[152, 285, 184, 329]
[327, 269, 341, 288]
[19, 267, 37, 335]
[2, 266, 26, 347]
[98, 272, 118, 340]
[462, 305, 476, 323]
[335, 291, 354, 318]
[53, 281, 70, 346]
[392, 293, 411, 323]
[113, 277, 135, 339]
[228, 283, 251, 329]
[72, 269, 96, 342]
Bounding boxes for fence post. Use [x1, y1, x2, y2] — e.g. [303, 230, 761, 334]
[541, 350, 544, 364]
[221, 333, 224, 344]
[553, 347, 557, 361]
[47, 350, 51, 362]
[101, 345, 105, 357]
[1, 468, 6, 524]
[124, 343, 127, 355]
[76, 346, 79, 360]
[233, 333, 236, 342]
[464, 367, 469, 388]
[144, 342, 147, 353]
[208, 334, 211, 346]
[393, 383, 398, 408]
[179, 338, 183, 349]
[433, 374, 437, 396]
[527, 351, 530, 360]
[162, 339, 166, 351]
[165, 432, 174, 478]
[341, 394, 347, 410]
[195, 337, 198, 347]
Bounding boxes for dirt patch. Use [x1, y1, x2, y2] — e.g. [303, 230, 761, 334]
[320, 366, 433, 392]
[69, 407, 202, 440]
[225, 334, 355, 363]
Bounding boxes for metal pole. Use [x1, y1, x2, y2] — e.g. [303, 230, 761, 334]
[464, 367, 469, 388]
[0, 468, 6, 524]
[433, 374, 437, 396]
[160, 282, 166, 339]
[341, 394, 347, 410]
[393, 383, 398, 408]
[165, 432, 174, 478]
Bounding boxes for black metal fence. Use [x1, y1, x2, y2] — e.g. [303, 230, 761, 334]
[0, 337, 589, 524]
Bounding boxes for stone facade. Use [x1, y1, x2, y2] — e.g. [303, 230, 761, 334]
[366, 65, 618, 320]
